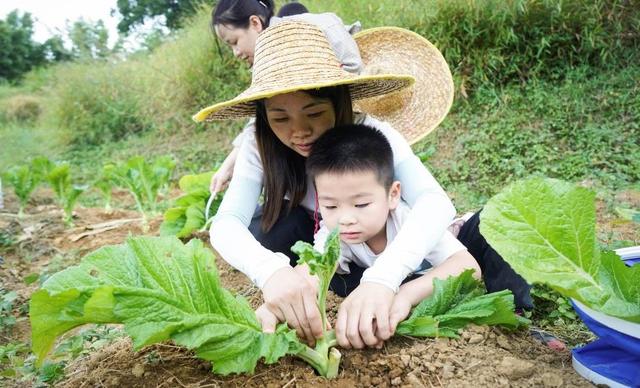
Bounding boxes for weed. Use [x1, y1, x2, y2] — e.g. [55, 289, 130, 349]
[0, 231, 14, 248]
[0, 288, 18, 333]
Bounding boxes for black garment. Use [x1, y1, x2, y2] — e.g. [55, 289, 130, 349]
[249, 204, 315, 266]
[457, 211, 533, 310]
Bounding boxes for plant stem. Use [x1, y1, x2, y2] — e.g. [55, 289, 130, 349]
[294, 330, 340, 378]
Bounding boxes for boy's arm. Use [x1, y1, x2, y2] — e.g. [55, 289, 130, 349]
[388, 250, 481, 331]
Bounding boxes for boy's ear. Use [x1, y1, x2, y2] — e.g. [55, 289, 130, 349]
[388, 181, 401, 210]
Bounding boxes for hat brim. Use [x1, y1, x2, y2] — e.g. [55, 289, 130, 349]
[193, 74, 414, 122]
[353, 27, 454, 145]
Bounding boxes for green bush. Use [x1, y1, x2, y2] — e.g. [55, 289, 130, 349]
[3, 94, 41, 123]
[306, 0, 640, 91]
[418, 65, 640, 208]
[50, 62, 153, 148]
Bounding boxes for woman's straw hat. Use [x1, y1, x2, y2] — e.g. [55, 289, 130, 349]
[192, 22, 413, 122]
[193, 22, 454, 144]
[353, 27, 454, 144]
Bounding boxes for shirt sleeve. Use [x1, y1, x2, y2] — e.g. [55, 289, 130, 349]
[424, 231, 467, 268]
[276, 13, 363, 74]
[209, 132, 290, 288]
[231, 118, 256, 148]
[360, 116, 457, 292]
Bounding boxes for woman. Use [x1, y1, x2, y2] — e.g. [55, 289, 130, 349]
[194, 21, 459, 346]
[195, 22, 534, 349]
[209, 0, 362, 195]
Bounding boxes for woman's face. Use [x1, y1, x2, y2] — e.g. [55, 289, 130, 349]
[264, 91, 337, 157]
[215, 15, 263, 65]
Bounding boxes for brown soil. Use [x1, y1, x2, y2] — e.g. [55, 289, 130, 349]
[2, 185, 638, 387]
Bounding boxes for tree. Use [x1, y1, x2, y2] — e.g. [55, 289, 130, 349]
[67, 19, 113, 60]
[0, 10, 46, 82]
[114, 0, 203, 34]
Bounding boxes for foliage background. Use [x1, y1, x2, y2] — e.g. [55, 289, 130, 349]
[0, 0, 639, 210]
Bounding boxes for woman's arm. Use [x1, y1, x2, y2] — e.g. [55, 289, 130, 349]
[360, 117, 456, 291]
[209, 134, 323, 343]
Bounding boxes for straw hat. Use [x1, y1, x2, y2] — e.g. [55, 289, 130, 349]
[192, 22, 413, 122]
[353, 27, 454, 144]
[193, 22, 454, 144]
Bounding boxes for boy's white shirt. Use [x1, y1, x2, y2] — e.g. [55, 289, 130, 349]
[313, 200, 467, 292]
[210, 115, 456, 289]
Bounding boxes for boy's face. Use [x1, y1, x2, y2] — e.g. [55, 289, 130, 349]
[316, 170, 400, 247]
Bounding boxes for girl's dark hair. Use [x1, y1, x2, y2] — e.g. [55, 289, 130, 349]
[255, 85, 354, 232]
[212, 0, 275, 30]
[277, 2, 309, 17]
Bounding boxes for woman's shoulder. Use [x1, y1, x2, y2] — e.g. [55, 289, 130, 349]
[359, 114, 402, 137]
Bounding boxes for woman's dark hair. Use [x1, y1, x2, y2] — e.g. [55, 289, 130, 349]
[255, 85, 354, 232]
[277, 2, 309, 17]
[212, 0, 275, 30]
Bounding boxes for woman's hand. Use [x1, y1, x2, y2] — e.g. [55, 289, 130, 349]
[210, 147, 240, 195]
[261, 266, 324, 346]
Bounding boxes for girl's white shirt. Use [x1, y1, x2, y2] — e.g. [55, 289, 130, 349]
[210, 115, 456, 289]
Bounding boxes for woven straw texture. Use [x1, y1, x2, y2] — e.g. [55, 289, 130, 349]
[193, 22, 414, 122]
[354, 27, 454, 145]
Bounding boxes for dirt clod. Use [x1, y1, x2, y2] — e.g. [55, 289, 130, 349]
[131, 363, 145, 378]
[541, 372, 564, 387]
[498, 356, 535, 379]
[468, 333, 484, 344]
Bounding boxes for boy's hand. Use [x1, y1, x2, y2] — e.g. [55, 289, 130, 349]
[255, 303, 279, 333]
[336, 282, 395, 349]
[389, 292, 413, 333]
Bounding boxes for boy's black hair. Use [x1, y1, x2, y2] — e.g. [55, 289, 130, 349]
[307, 124, 394, 190]
[277, 2, 309, 17]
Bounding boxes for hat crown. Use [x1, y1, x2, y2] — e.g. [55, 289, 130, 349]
[250, 22, 352, 90]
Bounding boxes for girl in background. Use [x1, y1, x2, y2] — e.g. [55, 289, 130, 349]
[208, 0, 362, 195]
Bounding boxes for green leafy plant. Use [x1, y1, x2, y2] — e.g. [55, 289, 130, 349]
[45, 162, 87, 226]
[93, 165, 119, 212]
[397, 270, 526, 337]
[291, 229, 343, 377]
[105, 156, 176, 225]
[481, 177, 640, 323]
[0, 156, 56, 218]
[160, 170, 222, 238]
[30, 234, 523, 378]
[2, 165, 39, 218]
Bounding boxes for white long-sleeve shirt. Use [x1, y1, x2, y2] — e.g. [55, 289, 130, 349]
[210, 115, 456, 289]
[313, 201, 466, 292]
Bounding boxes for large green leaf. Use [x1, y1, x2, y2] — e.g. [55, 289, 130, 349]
[396, 270, 525, 338]
[30, 236, 301, 374]
[480, 177, 640, 322]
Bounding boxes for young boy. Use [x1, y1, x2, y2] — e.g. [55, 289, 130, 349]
[306, 124, 481, 349]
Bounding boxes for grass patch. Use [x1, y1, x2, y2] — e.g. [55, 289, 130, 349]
[417, 65, 640, 210]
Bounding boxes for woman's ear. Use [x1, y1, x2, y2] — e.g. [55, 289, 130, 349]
[388, 181, 401, 210]
[249, 15, 264, 32]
